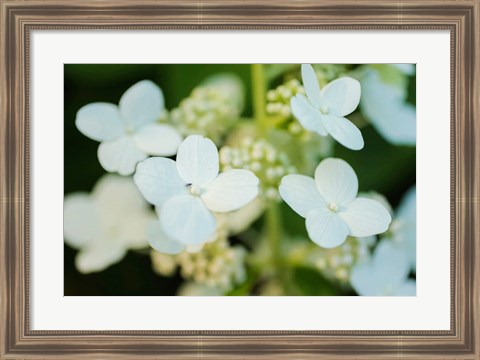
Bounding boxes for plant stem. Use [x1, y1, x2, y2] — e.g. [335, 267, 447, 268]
[251, 64, 267, 127]
[251, 63, 290, 291]
[266, 202, 282, 270]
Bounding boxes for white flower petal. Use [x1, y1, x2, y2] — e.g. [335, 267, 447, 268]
[201, 169, 259, 213]
[146, 220, 185, 254]
[133, 123, 182, 156]
[93, 175, 148, 219]
[97, 136, 147, 176]
[134, 157, 187, 207]
[322, 114, 364, 150]
[395, 186, 416, 271]
[301, 64, 321, 108]
[160, 194, 216, 245]
[64, 194, 100, 249]
[117, 212, 152, 250]
[320, 77, 361, 116]
[351, 240, 411, 296]
[397, 186, 416, 222]
[185, 243, 204, 253]
[393, 64, 415, 75]
[305, 208, 349, 248]
[373, 240, 410, 287]
[360, 69, 416, 146]
[75, 243, 126, 274]
[119, 80, 164, 130]
[75, 103, 124, 142]
[176, 135, 219, 186]
[350, 263, 382, 296]
[339, 198, 392, 237]
[394, 280, 416, 296]
[314, 158, 358, 206]
[290, 94, 328, 136]
[279, 174, 326, 218]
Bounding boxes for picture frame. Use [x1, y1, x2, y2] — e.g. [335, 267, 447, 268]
[1, 0, 478, 358]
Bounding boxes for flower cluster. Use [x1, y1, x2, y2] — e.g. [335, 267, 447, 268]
[307, 236, 375, 285]
[220, 137, 297, 201]
[170, 74, 244, 143]
[65, 62, 416, 296]
[266, 79, 304, 118]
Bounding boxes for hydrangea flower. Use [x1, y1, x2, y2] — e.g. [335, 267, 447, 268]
[134, 135, 260, 246]
[279, 158, 391, 248]
[76, 80, 183, 175]
[291, 64, 364, 150]
[360, 65, 416, 146]
[63, 175, 155, 273]
[390, 185, 416, 271]
[350, 239, 416, 296]
[146, 196, 265, 256]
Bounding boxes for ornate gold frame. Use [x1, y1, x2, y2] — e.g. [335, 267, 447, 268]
[1, 1, 479, 358]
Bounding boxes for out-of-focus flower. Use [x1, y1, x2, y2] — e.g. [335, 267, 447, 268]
[390, 185, 416, 271]
[145, 197, 264, 256]
[359, 64, 416, 146]
[170, 74, 244, 143]
[291, 64, 363, 150]
[175, 237, 247, 292]
[220, 137, 296, 201]
[177, 282, 223, 296]
[216, 196, 266, 235]
[393, 64, 415, 76]
[150, 251, 177, 277]
[266, 79, 305, 118]
[303, 236, 375, 285]
[279, 158, 391, 248]
[64, 175, 154, 273]
[134, 135, 259, 245]
[76, 80, 182, 175]
[350, 239, 415, 296]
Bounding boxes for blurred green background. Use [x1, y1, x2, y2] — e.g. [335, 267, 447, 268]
[64, 64, 415, 296]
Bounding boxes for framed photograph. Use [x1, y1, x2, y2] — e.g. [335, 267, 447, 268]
[1, 0, 479, 358]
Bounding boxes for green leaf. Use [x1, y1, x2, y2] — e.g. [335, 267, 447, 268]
[293, 266, 338, 296]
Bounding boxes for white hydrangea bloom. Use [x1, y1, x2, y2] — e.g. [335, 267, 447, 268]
[134, 135, 260, 246]
[64, 175, 155, 273]
[391, 185, 416, 271]
[360, 65, 416, 146]
[351, 239, 415, 296]
[279, 158, 391, 248]
[177, 282, 223, 296]
[76, 80, 183, 175]
[291, 64, 364, 150]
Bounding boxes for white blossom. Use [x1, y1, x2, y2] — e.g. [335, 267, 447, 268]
[351, 239, 415, 296]
[291, 64, 363, 150]
[360, 65, 416, 146]
[279, 158, 391, 248]
[134, 135, 259, 246]
[76, 80, 182, 175]
[64, 175, 154, 273]
[391, 185, 416, 271]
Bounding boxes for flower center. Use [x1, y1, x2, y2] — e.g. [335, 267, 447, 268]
[187, 184, 201, 196]
[328, 202, 339, 212]
[125, 124, 135, 135]
[320, 105, 329, 114]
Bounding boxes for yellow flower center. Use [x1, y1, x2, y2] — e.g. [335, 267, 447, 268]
[320, 105, 329, 114]
[328, 202, 339, 212]
[188, 184, 201, 196]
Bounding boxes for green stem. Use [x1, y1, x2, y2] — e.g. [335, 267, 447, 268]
[251, 64, 267, 127]
[251, 64, 291, 292]
[266, 202, 282, 269]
